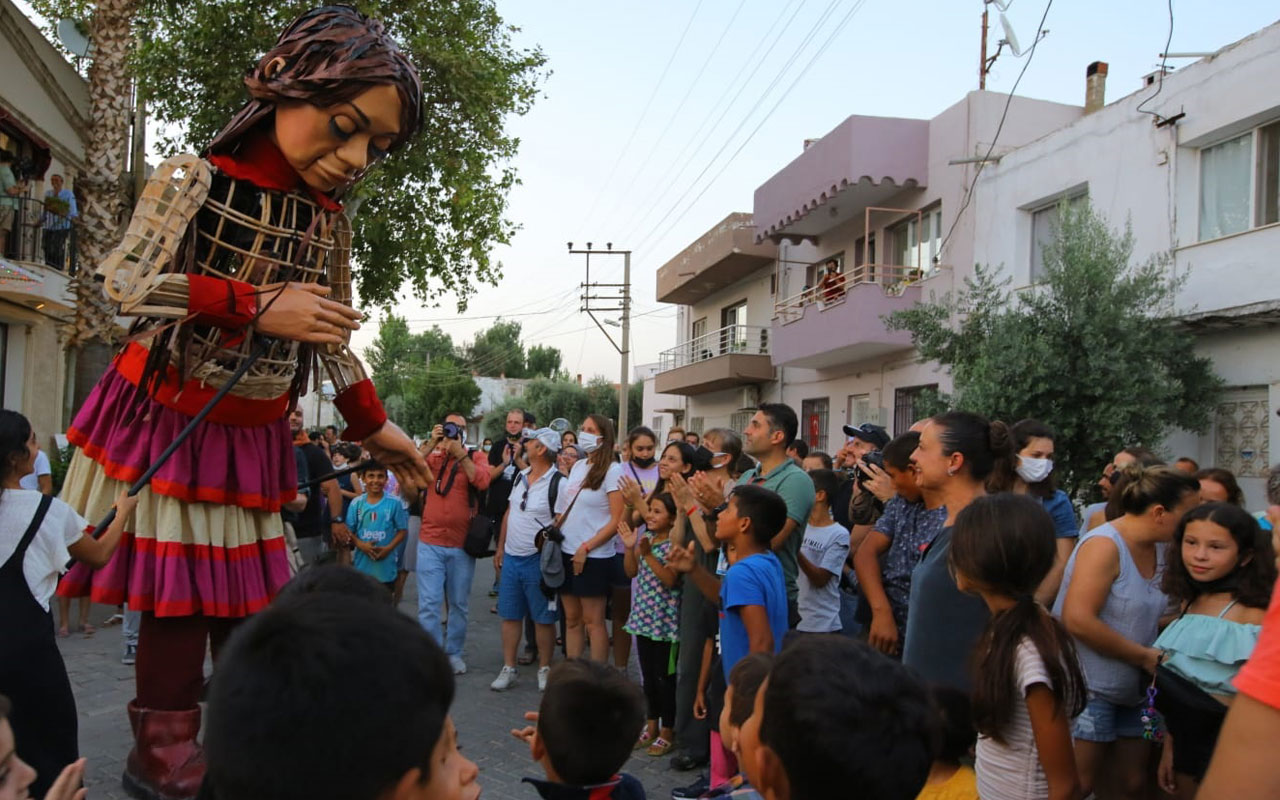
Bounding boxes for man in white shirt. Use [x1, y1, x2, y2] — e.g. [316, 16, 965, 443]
[18, 447, 52, 494]
[490, 427, 563, 692]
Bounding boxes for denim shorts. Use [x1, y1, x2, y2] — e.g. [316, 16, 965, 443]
[497, 553, 557, 625]
[1071, 695, 1146, 742]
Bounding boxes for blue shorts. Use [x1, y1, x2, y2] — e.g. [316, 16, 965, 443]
[1072, 695, 1146, 742]
[497, 553, 557, 625]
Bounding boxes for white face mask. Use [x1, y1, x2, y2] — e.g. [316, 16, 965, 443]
[1016, 456, 1053, 484]
[578, 431, 601, 453]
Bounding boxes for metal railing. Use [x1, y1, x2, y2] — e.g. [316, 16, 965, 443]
[658, 324, 770, 372]
[0, 196, 78, 274]
[773, 262, 925, 323]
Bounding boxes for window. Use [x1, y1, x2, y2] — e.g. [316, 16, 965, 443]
[847, 393, 872, 428]
[893, 384, 937, 436]
[1214, 387, 1270, 479]
[1198, 121, 1280, 241]
[652, 416, 663, 431]
[1030, 193, 1088, 283]
[720, 301, 747, 354]
[730, 410, 753, 434]
[690, 317, 708, 361]
[888, 207, 942, 273]
[689, 417, 704, 436]
[801, 398, 830, 451]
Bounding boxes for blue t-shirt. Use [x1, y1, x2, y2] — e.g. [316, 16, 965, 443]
[345, 494, 408, 584]
[1041, 490, 1078, 539]
[719, 551, 788, 681]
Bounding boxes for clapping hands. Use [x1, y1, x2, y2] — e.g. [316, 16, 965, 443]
[616, 520, 639, 550]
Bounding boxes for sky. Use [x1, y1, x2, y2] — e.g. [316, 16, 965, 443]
[19, 0, 1280, 381]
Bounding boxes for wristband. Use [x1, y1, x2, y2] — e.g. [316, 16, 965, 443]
[687, 505, 700, 518]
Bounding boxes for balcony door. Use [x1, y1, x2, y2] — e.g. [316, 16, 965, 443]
[691, 317, 708, 361]
[720, 301, 747, 355]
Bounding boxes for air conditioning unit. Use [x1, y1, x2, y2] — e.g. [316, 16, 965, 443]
[738, 386, 761, 410]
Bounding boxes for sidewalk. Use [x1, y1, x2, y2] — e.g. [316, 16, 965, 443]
[58, 559, 692, 800]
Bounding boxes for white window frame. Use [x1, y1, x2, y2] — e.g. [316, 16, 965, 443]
[1197, 119, 1280, 242]
[1028, 191, 1088, 284]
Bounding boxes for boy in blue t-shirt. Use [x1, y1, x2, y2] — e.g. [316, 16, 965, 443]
[344, 462, 408, 596]
[670, 484, 789, 681]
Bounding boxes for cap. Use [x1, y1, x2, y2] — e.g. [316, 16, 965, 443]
[523, 427, 562, 452]
[841, 422, 890, 449]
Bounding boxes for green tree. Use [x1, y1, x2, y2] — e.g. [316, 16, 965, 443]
[465, 319, 526, 378]
[30, 0, 546, 308]
[886, 201, 1222, 494]
[628, 381, 644, 435]
[400, 358, 481, 439]
[364, 312, 475, 436]
[526, 344, 562, 378]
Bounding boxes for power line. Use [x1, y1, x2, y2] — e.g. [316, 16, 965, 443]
[1136, 0, 1174, 120]
[578, 0, 706, 233]
[936, 0, 1054, 261]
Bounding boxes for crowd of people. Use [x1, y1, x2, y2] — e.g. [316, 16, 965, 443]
[6, 397, 1280, 800]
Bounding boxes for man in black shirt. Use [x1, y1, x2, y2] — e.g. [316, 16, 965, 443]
[289, 408, 348, 566]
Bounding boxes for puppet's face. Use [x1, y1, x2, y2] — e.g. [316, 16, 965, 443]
[271, 83, 402, 193]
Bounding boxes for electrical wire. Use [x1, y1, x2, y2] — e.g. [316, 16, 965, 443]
[1136, 0, 1174, 119]
[935, 0, 1054, 263]
[578, 0, 706, 234]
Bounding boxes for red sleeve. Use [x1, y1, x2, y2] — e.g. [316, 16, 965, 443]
[1235, 581, 1280, 708]
[469, 449, 492, 491]
[187, 275, 257, 328]
[333, 379, 387, 442]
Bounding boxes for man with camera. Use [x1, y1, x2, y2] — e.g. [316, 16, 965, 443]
[400, 412, 491, 674]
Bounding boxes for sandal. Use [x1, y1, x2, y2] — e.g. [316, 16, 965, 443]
[646, 737, 673, 757]
[633, 730, 655, 751]
[82, 623, 96, 636]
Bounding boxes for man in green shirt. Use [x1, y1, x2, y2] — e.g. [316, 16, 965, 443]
[737, 403, 815, 627]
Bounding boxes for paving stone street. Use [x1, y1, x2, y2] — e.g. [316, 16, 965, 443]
[58, 558, 688, 800]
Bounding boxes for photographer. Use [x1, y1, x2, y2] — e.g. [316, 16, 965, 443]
[400, 412, 491, 675]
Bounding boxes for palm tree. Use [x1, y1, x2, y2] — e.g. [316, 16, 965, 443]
[66, 0, 139, 347]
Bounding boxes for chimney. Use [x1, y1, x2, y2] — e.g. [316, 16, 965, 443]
[1085, 61, 1108, 114]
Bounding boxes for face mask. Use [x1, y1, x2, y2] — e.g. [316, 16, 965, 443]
[578, 431, 601, 453]
[1016, 456, 1053, 484]
[631, 455, 656, 468]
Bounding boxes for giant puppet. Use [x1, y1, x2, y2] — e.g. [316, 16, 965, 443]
[56, 8, 429, 799]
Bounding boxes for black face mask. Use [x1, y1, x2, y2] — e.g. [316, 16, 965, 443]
[631, 455, 656, 468]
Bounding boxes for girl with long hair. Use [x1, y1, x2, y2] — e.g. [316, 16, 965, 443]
[0, 410, 135, 798]
[951, 493, 1086, 800]
[1054, 464, 1200, 799]
[557, 414, 625, 661]
[1153, 502, 1276, 798]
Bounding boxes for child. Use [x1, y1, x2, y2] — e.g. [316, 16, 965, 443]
[344, 461, 409, 597]
[1053, 465, 1199, 798]
[203, 593, 480, 800]
[795, 469, 850, 634]
[511, 659, 647, 799]
[950, 493, 1086, 800]
[1154, 502, 1276, 798]
[738, 636, 934, 800]
[618, 493, 683, 756]
[916, 687, 979, 800]
[699, 653, 772, 798]
[671, 485, 788, 677]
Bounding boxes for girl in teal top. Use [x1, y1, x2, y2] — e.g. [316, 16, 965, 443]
[1155, 502, 1277, 797]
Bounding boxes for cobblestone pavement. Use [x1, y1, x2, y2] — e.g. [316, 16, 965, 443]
[59, 559, 692, 800]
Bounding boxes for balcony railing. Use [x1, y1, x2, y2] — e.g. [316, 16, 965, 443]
[658, 324, 770, 373]
[1, 196, 79, 274]
[773, 263, 925, 323]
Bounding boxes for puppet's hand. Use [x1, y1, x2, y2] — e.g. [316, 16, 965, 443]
[256, 282, 361, 344]
[364, 421, 430, 490]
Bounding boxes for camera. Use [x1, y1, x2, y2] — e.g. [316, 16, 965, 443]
[441, 421, 463, 440]
[855, 449, 886, 484]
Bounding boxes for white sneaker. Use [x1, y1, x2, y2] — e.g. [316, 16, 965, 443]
[449, 655, 468, 675]
[537, 665, 551, 692]
[490, 666, 518, 691]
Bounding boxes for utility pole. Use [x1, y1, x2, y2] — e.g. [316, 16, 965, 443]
[979, 4, 989, 90]
[568, 242, 631, 438]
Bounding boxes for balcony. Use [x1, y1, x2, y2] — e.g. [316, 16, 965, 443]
[655, 324, 774, 395]
[1173, 223, 1280, 329]
[655, 212, 775, 304]
[771, 264, 925, 369]
[0, 196, 77, 314]
[753, 115, 929, 244]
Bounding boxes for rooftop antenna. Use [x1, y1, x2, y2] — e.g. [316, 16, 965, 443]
[981, 2, 1048, 87]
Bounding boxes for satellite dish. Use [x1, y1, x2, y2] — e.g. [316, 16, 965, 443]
[987, 0, 1013, 10]
[549, 417, 571, 434]
[999, 13, 1022, 57]
[57, 18, 92, 58]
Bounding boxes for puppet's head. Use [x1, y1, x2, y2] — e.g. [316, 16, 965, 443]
[208, 5, 423, 195]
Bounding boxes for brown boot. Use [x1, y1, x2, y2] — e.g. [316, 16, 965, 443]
[122, 701, 205, 800]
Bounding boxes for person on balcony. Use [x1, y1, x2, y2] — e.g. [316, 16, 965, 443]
[41, 174, 77, 271]
[0, 151, 27, 259]
[820, 258, 845, 304]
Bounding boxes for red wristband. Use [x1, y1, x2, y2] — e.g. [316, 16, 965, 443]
[687, 505, 700, 518]
[334, 379, 388, 441]
[187, 275, 257, 328]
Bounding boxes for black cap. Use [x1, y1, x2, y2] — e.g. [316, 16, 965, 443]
[841, 422, 890, 449]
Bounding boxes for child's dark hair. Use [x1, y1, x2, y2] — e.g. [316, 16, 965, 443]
[1194, 467, 1246, 506]
[360, 459, 387, 477]
[931, 411, 1013, 481]
[929, 686, 976, 765]
[204, 594, 454, 800]
[789, 439, 810, 459]
[0, 409, 31, 501]
[949, 494, 1086, 744]
[760, 637, 934, 800]
[277, 564, 389, 604]
[806, 450, 834, 470]
[808, 468, 840, 504]
[727, 652, 772, 727]
[537, 659, 645, 786]
[883, 431, 921, 472]
[1163, 501, 1277, 610]
[729, 484, 789, 547]
[648, 492, 677, 524]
